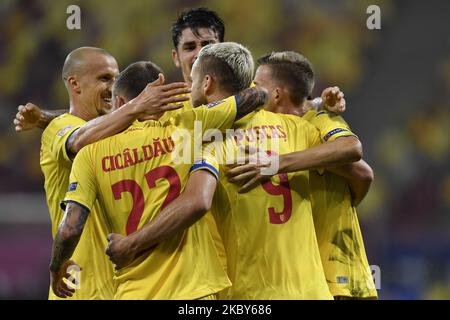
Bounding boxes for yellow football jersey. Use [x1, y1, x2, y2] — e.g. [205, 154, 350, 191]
[63, 97, 239, 300]
[40, 113, 114, 300]
[160, 96, 228, 275]
[158, 93, 193, 123]
[211, 109, 333, 300]
[303, 110, 378, 298]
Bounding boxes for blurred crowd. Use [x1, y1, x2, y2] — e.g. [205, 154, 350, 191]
[0, 0, 449, 299]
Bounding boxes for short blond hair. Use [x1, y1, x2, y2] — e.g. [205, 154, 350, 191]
[195, 42, 254, 94]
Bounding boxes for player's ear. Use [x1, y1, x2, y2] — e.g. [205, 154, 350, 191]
[273, 87, 282, 103]
[203, 74, 214, 95]
[115, 95, 127, 109]
[67, 75, 81, 94]
[172, 49, 180, 68]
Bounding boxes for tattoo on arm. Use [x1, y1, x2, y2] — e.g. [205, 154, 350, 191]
[39, 109, 67, 129]
[235, 87, 268, 120]
[65, 129, 79, 161]
[49, 203, 89, 272]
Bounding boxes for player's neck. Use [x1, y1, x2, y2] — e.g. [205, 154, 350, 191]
[206, 89, 234, 104]
[69, 100, 98, 121]
[265, 103, 304, 117]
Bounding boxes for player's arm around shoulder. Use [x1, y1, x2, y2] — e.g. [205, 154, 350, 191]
[326, 159, 374, 206]
[224, 113, 363, 193]
[302, 105, 363, 167]
[184, 87, 267, 134]
[235, 87, 268, 119]
[68, 76, 191, 156]
[305, 107, 373, 206]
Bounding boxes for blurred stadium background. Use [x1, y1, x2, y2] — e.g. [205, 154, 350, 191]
[0, 0, 449, 299]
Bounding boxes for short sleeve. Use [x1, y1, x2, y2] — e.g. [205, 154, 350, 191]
[307, 111, 357, 143]
[49, 116, 84, 163]
[189, 144, 220, 180]
[173, 95, 238, 133]
[61, 146, 97, 212]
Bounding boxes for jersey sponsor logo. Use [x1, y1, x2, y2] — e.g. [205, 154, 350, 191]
[323, 128, 348, 141]
[57, 125, 75, 137]
[206, 100, 225, 108]
[68, 182, 78, 191]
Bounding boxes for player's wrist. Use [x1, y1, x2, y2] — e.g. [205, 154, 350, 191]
[128, 100, 144, 117]
[278, 154, 289, 173]
[124, 233, 140, 255]
[122, 98, 145, 118]
[37, 109, 47, 128]
[49, 262, 62, 273]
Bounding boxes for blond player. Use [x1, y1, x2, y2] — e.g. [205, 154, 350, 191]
[50, 49, 268, 299]
[104, 43, 362, 299]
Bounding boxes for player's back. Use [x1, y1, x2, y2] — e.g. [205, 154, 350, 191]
[212, 109, 332, 299]
[68, 98, 241, 299]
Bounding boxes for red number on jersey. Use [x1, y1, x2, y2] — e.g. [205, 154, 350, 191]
[260, 150, 292, 224]
[111, 166, 181, 235]
[111, 180, 145, 235]
[262, 173, 293, 224]
[145, 166, 181, 210]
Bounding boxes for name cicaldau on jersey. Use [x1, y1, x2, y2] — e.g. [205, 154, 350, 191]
[63, 96, 240, 299]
